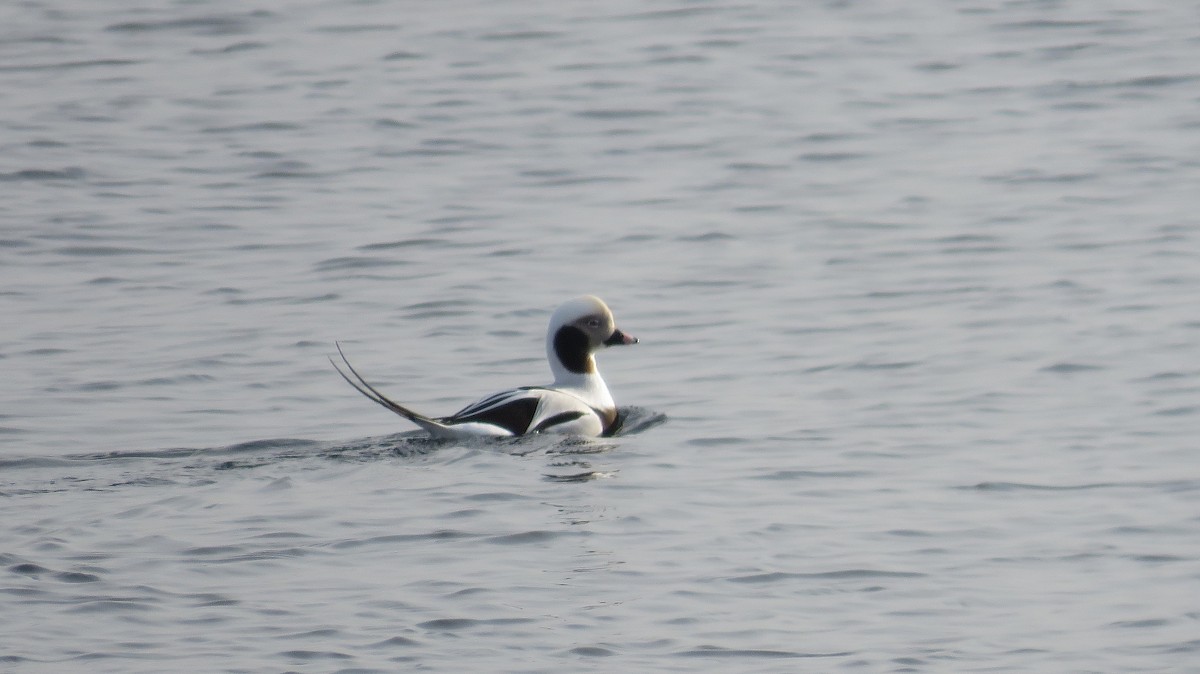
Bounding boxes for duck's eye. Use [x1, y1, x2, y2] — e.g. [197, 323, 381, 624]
[587, 318, 600, 329]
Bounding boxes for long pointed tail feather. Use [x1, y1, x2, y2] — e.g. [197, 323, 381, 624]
[330, 342, 445, 429]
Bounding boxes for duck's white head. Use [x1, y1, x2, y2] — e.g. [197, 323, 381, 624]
[546, 295, 637, 382]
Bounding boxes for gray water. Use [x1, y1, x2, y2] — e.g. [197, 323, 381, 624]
[3, 1, 1199, 671]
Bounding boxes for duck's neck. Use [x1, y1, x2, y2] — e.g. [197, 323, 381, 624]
[547, 328, 613, 407]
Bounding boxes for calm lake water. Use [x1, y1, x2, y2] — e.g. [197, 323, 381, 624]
[3, 1, 1199, 671]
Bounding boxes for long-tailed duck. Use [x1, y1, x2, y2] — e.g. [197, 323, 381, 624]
[332, 295, 637, 438]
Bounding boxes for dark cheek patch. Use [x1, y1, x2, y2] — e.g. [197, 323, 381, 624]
[553, 326, 593, 374]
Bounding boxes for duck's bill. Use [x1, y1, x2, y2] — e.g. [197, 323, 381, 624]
[604, 328, 638, 346]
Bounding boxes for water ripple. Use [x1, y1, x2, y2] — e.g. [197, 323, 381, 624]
[0, 167, 86, 181]
[676, 645, 853, 658]
[728, 570, 926, 584]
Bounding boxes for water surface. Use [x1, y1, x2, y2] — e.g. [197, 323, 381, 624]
[3, 1, 1199, 671]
